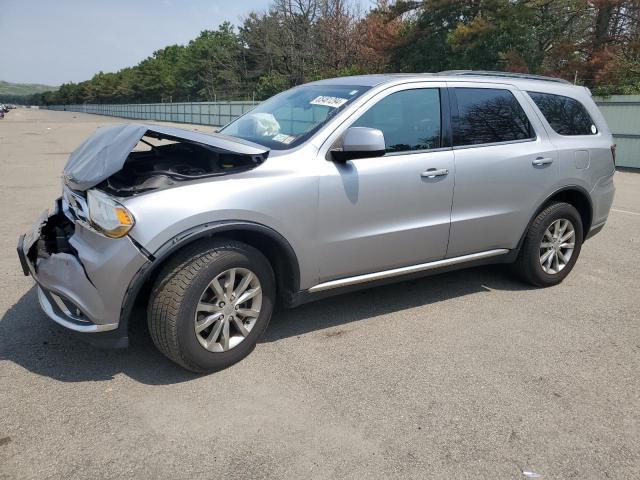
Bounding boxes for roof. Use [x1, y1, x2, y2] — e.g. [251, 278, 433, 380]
[308, 74, 412, 87]
[439, 70, 571, 84]
[309, 71, 580, 92]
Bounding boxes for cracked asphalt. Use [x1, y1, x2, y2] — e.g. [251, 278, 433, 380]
[1, 109, 639, 479]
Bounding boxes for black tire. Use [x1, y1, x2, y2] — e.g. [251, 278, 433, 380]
[513, 202, 584, 287]
[148, 239, 275, 373]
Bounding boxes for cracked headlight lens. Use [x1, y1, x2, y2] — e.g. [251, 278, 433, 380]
[87, 189, 134, 238]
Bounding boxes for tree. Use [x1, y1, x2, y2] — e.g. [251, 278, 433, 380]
[353, 1, 403, 72]
[256, 72, 289, 99]
[182, 24, 244, 101]
[31, 0, 640, 106]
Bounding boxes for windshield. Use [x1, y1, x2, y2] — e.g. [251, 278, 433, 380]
[220, 84, 370, 150]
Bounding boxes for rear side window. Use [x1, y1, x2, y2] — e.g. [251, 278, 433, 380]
[352, 88, 441, 153]
[528, 91, 598, 136]
[453, 88, 535, 146]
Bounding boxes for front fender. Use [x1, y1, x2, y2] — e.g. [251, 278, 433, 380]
[119, 220, 302, 333]
[120, 162, 319, 287]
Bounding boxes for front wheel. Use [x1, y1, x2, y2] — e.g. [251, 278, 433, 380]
[513, 202, 583, 287]
[148, 239, 275, 373]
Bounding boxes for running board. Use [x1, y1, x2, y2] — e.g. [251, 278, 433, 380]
[308, 249, 510, 293]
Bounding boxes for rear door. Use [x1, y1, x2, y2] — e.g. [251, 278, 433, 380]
[446, 83, 558, 258]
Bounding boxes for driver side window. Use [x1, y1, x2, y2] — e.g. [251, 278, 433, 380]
[352, 88, 442, 153]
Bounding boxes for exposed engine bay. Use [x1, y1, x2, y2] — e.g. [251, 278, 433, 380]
[99, 134, 265, 196]
[62, 123, 270, 195]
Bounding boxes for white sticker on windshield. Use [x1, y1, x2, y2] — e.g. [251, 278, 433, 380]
[310, 96, 348, 108]
[591, 124, 597, 134]
[272, 133, 297, 144]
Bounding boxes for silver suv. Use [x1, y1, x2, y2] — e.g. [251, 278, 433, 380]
[17, 72, 616, 372]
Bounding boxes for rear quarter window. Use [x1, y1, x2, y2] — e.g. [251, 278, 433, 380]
[528, 91, 598, 136]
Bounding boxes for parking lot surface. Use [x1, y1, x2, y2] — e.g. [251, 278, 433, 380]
[1, 109, 639, 479]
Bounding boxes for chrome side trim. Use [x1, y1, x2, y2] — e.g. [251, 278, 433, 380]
[308, 249, 510, 293]
[37, 287, 118, 333]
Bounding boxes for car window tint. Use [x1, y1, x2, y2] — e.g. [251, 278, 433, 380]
[352, 89, 441, 153]
[453, 88, 534, 146]
[528, 91, 598, 135]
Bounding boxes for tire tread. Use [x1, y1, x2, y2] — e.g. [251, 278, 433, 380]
[148, 240, 257, 372]
[514, 201, 582, 287]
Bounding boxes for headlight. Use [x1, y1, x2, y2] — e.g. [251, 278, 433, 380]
[87, 189, 135, 238]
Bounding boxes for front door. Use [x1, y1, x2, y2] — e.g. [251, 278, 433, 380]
[317, 85, 455, 283]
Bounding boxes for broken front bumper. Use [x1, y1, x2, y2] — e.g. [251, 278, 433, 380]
[17, 198, 150, 347]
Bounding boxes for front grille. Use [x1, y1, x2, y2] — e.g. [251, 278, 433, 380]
[31, 208, 76, 262]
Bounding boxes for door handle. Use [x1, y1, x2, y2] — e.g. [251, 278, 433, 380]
[532, 157, 553, 166]
[421, 168, 449, 178]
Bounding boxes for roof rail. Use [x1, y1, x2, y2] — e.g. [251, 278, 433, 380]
[439, 70, 571, 85]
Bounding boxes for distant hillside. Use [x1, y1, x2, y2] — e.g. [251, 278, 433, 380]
[0, 80, 58, 96]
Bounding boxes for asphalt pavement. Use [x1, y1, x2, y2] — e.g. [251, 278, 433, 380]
[1, 109, 638, 479]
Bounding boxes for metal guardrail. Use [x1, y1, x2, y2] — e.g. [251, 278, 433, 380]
[47, 96, 640, 168]
[46, 101, 258, 128]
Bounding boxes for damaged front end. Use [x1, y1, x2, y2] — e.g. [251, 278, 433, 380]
[18, 123, 269, 346]
[63, 123, 269, 196]
[100, 133, 267, 196]
[17, 199, 150, 346]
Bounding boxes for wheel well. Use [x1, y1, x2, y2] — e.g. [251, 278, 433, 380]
[126, 228, 300, 329]
[221, 229, 299, 304]
[544, 188, 592, 234]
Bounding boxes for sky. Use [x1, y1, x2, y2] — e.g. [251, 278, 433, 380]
[0, 0, 289, 85]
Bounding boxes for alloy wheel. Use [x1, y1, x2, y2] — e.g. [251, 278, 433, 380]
[194, 267, 262, 352]
[539, 218, 576, 274]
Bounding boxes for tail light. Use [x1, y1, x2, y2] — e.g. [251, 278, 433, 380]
[611, 144, 617, 166]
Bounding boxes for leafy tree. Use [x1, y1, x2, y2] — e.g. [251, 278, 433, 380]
[25, 0, 640, 106]
[256, 72, 289, 99]
[182, 24, 245, 101]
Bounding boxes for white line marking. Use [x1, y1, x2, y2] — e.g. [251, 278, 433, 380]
[611, 208, 640, 216]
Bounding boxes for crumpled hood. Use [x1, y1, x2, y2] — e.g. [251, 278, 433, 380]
[63, 123, 269, 191]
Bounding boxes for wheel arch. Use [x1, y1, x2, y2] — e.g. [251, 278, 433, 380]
[119, 221, 301, 332]
[518, 185, 593, 251]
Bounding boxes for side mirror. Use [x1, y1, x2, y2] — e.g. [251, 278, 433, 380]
[331, 127, 386, 162]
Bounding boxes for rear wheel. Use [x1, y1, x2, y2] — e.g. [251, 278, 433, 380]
[148, 239, 275, 373]
[514, 202, 583, 287]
